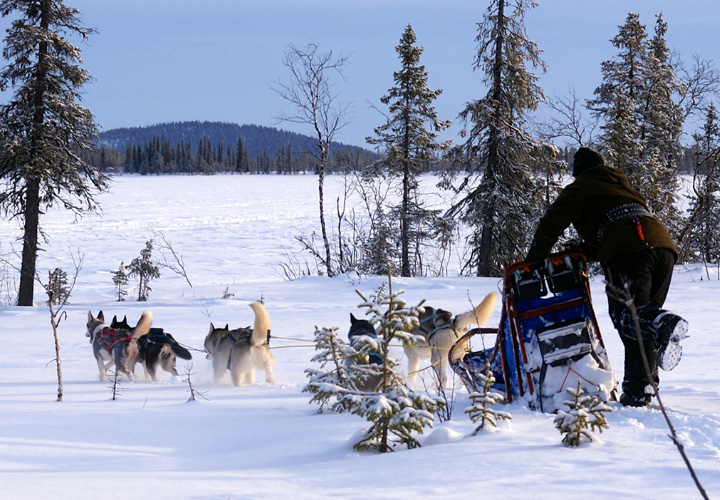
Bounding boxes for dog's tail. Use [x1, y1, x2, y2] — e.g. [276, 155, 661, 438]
[451, 292, 497, 356]
[248, 302, 271, 346]
[165, 333, 193, 360]
[132, 310, 153, 338]
[454, 292, 497, 331]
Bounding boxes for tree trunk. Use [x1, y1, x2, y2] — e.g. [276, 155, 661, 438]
[318, 140, 333, 277]
[401, 160, 411, 277]
[18, 0, 51, 306]
[401, 103, 411, 277]
[17, 178, 41, 306]
[477, 0, 505, 277]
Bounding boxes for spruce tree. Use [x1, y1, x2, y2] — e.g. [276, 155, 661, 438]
[465, 365, 511, 434]
[366, 24, 451, 277]
[682, 104, 720, 271]
[348, 279, 444, 452]
[554, 380, 611, 447]
[0, 0, 108, 305]
[588, 13, 684, 233]
[643, 14, 684, 229]
[303, 326, 354, 412]
[46, 267, 68, 306]
[305, 275, 444, 452]
[112, 261, 129, 302]
[126, 240, 160, 301]
[443, 0, 553, 276]
[304, 324, 385, 411]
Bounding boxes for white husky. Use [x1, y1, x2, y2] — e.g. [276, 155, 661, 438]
[405, 292, 497, 387]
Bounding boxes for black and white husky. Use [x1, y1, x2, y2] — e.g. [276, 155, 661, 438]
[204, 302, 274, 386]
[86, 310, 153, 381]
[111, 316, 192, 381]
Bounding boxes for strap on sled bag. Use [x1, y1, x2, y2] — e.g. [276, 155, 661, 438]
[510, 263, 547, 300]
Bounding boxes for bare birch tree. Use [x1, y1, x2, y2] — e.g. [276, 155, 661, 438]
[273, 42, 350, 277]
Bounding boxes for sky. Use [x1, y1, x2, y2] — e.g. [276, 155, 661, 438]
[1, 0, 720, 148]
[0, 174, 718, 499]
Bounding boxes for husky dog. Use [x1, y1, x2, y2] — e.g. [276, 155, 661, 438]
[86, 310, 153, 381]
[403, 306, 453, 384]
[417, 292, 497, 387]
[347, 314, 384, 391]
[349, 292, 497, 388]
[110, 316, 192, 381]
[136, 329, 193, 381]
[204, 302, 274, 386]
[111, 315, 131, 330]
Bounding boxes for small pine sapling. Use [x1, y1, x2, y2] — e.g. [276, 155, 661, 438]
[303, 326, 354, 412]
[126, 240, 160, 301]
[304, 324, 385, 412]
[47, 268, 70, 306]
[465, 365, 511, 434]
[554, 380, 612, 447]
[304, 272, 444, 452]
[112, 261, 129, 301]
[347, 271, 445, 452]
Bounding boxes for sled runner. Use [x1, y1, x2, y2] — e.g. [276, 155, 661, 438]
[450, 250, 618, 412]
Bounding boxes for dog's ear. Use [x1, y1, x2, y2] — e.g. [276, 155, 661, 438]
[350, 313, 358, 323]
[98, 311, 104, 322]
[210, 322, 215, 330]
[436, 309, 453, 325]
[224, 324, 229, 330]
[88, 310, 94, 322]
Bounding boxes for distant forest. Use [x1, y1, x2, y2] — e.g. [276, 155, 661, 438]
[86, 120, 702, 176]
[88, 121, 378, 175]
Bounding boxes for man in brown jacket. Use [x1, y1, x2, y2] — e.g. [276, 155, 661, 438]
[526, 147, 688, 407]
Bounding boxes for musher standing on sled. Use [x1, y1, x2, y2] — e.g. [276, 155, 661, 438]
[526, 147, 689, 407]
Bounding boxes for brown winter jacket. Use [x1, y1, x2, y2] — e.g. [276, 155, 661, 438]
[526, 165, 678, 266]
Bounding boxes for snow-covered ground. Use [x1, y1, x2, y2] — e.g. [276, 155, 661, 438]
[0, 175, 717, 500]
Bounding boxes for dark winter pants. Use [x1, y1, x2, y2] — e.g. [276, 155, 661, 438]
[603, 248, 676, 397]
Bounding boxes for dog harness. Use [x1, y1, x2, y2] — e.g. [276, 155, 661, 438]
[99, 327, 132, 352]
[416, 309, 455, 340]
[222, 328, 271, 370]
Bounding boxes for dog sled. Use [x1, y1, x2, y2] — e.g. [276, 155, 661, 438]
[450, 250, 618, 412]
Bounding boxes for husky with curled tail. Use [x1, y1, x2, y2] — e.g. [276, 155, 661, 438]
[85, 310, 153, 381]
[204, 302, 274, 386]
[404, 292, 498, 387]
[347, 292, 497, 388]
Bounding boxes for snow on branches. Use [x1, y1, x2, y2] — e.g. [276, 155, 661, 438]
[554, 380, 612, 447]
[304, 273, 445, 452]
[465, 365, 511, 434]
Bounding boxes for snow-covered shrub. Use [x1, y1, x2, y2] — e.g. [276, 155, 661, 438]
[465, 365, 511, 434]
[554, 380, 612, 446]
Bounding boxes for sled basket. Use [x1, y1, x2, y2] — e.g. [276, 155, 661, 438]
[450, 250, 618, 413]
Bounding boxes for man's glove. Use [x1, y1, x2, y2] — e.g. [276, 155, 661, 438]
[561, 239, 598, 261]
[561, 238, 582, 251]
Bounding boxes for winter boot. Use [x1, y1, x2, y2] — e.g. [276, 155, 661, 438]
[653, 311, 688, 371]
[619, 392, 651, 408]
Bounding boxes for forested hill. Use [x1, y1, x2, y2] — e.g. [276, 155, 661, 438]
[98, 121, 372, 160]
